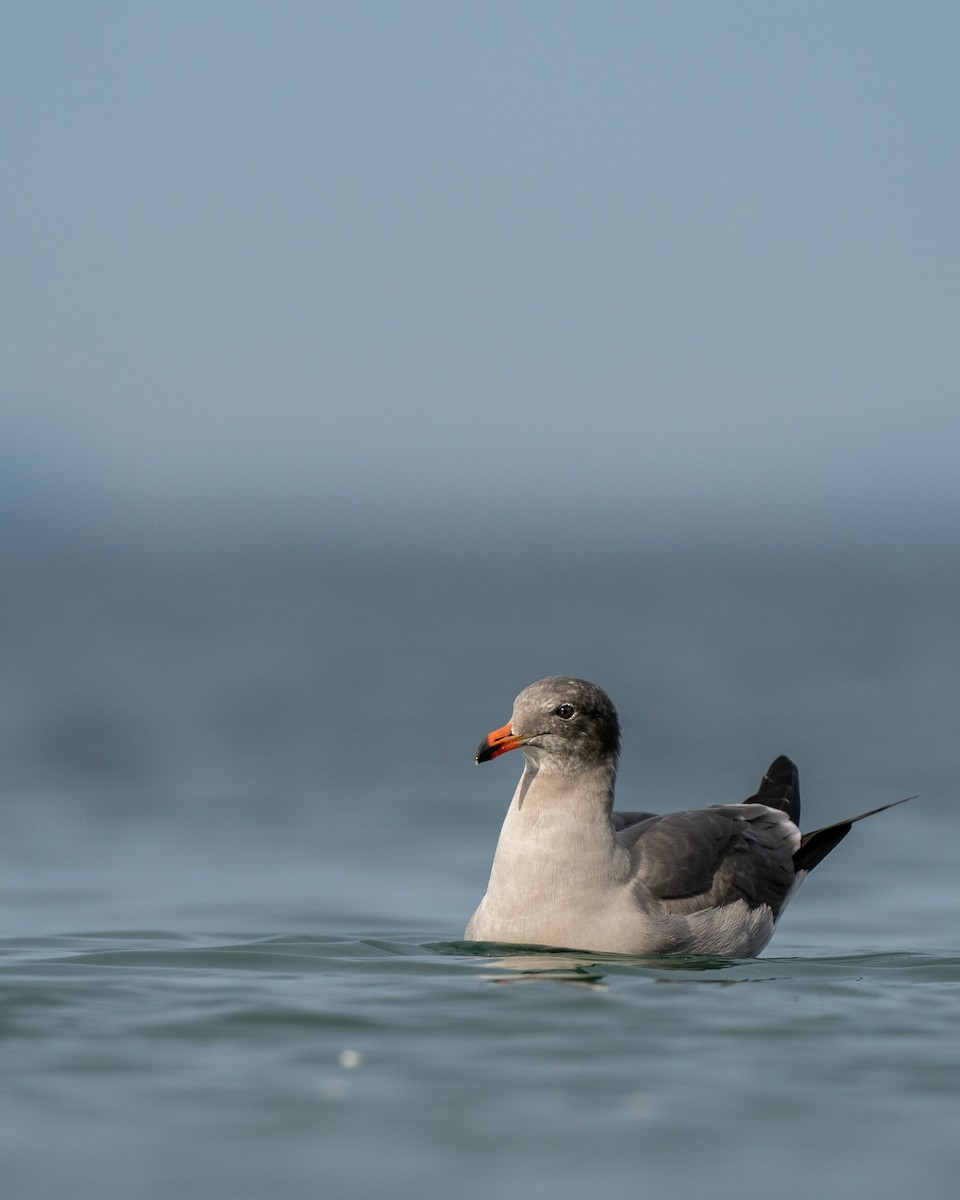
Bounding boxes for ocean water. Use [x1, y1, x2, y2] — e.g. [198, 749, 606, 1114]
[1, 524, 958, 1199]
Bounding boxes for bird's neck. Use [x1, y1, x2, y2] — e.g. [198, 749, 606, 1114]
[482, 760, 628, 908]
[511, 759, 617, 822]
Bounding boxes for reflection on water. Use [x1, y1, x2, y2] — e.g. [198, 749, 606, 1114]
[453, 945, 613, 986]
[444, 941, 754, 985]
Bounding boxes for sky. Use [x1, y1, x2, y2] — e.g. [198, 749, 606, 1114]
[3, 1, 959, 545]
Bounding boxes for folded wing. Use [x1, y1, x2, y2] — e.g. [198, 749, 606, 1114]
[620, 804, 800, 918]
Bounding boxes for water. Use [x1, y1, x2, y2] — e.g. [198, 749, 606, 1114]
[2, 523, 958, 1199]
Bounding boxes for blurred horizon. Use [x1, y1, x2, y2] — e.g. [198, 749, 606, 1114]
[3, 2, 959, 552]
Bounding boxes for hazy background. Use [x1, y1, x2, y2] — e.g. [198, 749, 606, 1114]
[3, 1, 958, 545]
[2, 0, 958, 913]
[3, 10, 960, 1199]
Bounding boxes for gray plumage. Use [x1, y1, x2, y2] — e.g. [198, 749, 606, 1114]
[466, 676, 908, 956]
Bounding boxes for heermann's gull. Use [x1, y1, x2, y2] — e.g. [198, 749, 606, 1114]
[466, 676, 910, 956]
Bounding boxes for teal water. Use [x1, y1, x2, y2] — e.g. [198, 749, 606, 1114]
[2, 930, 958, 1200]
[2, 530, 958, 1197]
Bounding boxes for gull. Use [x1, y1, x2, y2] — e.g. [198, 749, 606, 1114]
[466, 676, 910, 956]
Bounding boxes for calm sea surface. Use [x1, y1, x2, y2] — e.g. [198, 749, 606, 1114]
[1, 524, 958, 1199]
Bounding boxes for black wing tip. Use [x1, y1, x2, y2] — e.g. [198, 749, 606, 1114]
[745, 755, 801, 824]
[794, 794, 915, 875]
[793, 822, 853, 875]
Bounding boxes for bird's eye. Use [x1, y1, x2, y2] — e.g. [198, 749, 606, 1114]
[555, 703, 576, 720]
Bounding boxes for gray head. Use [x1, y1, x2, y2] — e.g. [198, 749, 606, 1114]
[476, 676, 621, 774]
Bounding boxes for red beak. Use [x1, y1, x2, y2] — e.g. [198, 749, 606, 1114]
[476, 720, 528, 764]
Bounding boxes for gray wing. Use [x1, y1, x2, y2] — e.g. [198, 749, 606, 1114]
[621, 804, 799, 917]
[611, 810, 659, 831]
